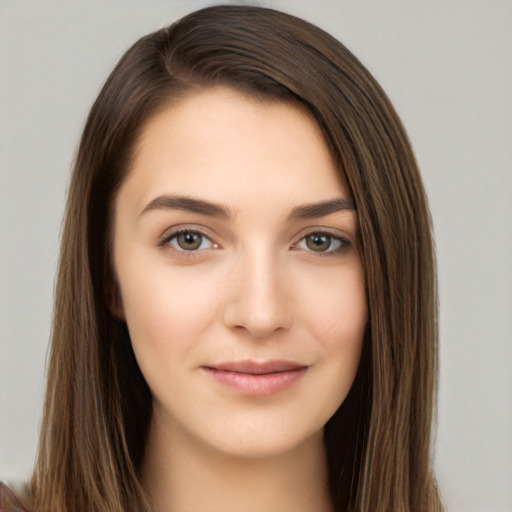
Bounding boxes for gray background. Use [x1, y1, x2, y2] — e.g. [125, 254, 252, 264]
[1, 1, 511, 511]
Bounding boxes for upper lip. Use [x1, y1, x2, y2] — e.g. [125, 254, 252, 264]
[205, 360, 307, 374]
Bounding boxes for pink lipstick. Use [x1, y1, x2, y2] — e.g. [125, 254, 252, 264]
[203, 360, 307, 396]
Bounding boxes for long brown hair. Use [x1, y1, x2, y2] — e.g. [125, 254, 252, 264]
[29, 5, 443, 512]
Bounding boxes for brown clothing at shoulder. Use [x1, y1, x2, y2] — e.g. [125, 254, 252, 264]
[0, 483, 28, 512]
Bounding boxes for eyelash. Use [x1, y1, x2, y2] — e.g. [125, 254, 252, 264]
[291, 231, 351, 256]
[159, 228, 351, 256]
[158, 228, 218, 253]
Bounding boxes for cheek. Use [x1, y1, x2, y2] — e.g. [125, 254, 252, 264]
[301, 267, 367, 405]
[303, 267, 367, 353]
[117, 262, 221, 370]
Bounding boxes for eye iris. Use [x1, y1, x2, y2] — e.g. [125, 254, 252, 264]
[177, 232, 202, 250]
[306, 233, 331, 252]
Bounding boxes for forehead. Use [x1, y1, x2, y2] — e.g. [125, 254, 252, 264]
[121, 87, 347, 213]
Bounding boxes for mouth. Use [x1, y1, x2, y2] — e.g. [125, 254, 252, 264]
[202, 360, 308, 396]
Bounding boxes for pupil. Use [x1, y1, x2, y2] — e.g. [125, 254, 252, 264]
[307, 234, 330, 252]
[178, 232, 201, 250]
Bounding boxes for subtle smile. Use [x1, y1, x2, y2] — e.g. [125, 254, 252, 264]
[202, 360, 308, 396]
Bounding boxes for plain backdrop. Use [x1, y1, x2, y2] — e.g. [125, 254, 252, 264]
[1, 1, 511, 511]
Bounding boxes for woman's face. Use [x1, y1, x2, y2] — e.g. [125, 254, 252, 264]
[112, 87, 367, 458]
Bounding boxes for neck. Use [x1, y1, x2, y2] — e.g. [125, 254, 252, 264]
[141, 413, 333, 512]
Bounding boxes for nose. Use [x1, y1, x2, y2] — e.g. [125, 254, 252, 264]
[222, 250, 293, 339]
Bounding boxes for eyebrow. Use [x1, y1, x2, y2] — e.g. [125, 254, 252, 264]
[287, 197, 354, 220]
[139, 194, 354, 220]
[140, 195, 233, 219]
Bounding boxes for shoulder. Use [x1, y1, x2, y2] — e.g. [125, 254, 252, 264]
[0, 482, 29, 512]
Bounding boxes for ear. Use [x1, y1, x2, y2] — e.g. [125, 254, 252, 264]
[106, 276, 125, 321]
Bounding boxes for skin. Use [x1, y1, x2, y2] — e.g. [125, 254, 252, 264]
[112, 87, 368, 512]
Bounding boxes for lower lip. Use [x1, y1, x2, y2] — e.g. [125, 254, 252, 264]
[203, 367, 307, 396]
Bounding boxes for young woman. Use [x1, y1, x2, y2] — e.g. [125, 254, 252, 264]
[1, 5, 444, 512]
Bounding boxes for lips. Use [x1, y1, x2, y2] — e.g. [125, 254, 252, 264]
[202, 360, 308, 396]
[209, 360, 306, 374]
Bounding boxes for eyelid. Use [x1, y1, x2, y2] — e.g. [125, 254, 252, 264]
[291, 227, 352, 254]
[157, 224, 353, 256]
[158, 224, 220, 251]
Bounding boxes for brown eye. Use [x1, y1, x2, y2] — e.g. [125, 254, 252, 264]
[293, 232, 349, 255]
[305, 233, 332, 252]
[177, 232, 203, 250]
[163, 230, 214, 251]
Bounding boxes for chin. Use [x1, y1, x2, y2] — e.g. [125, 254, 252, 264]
[198, 420, 326, 461]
